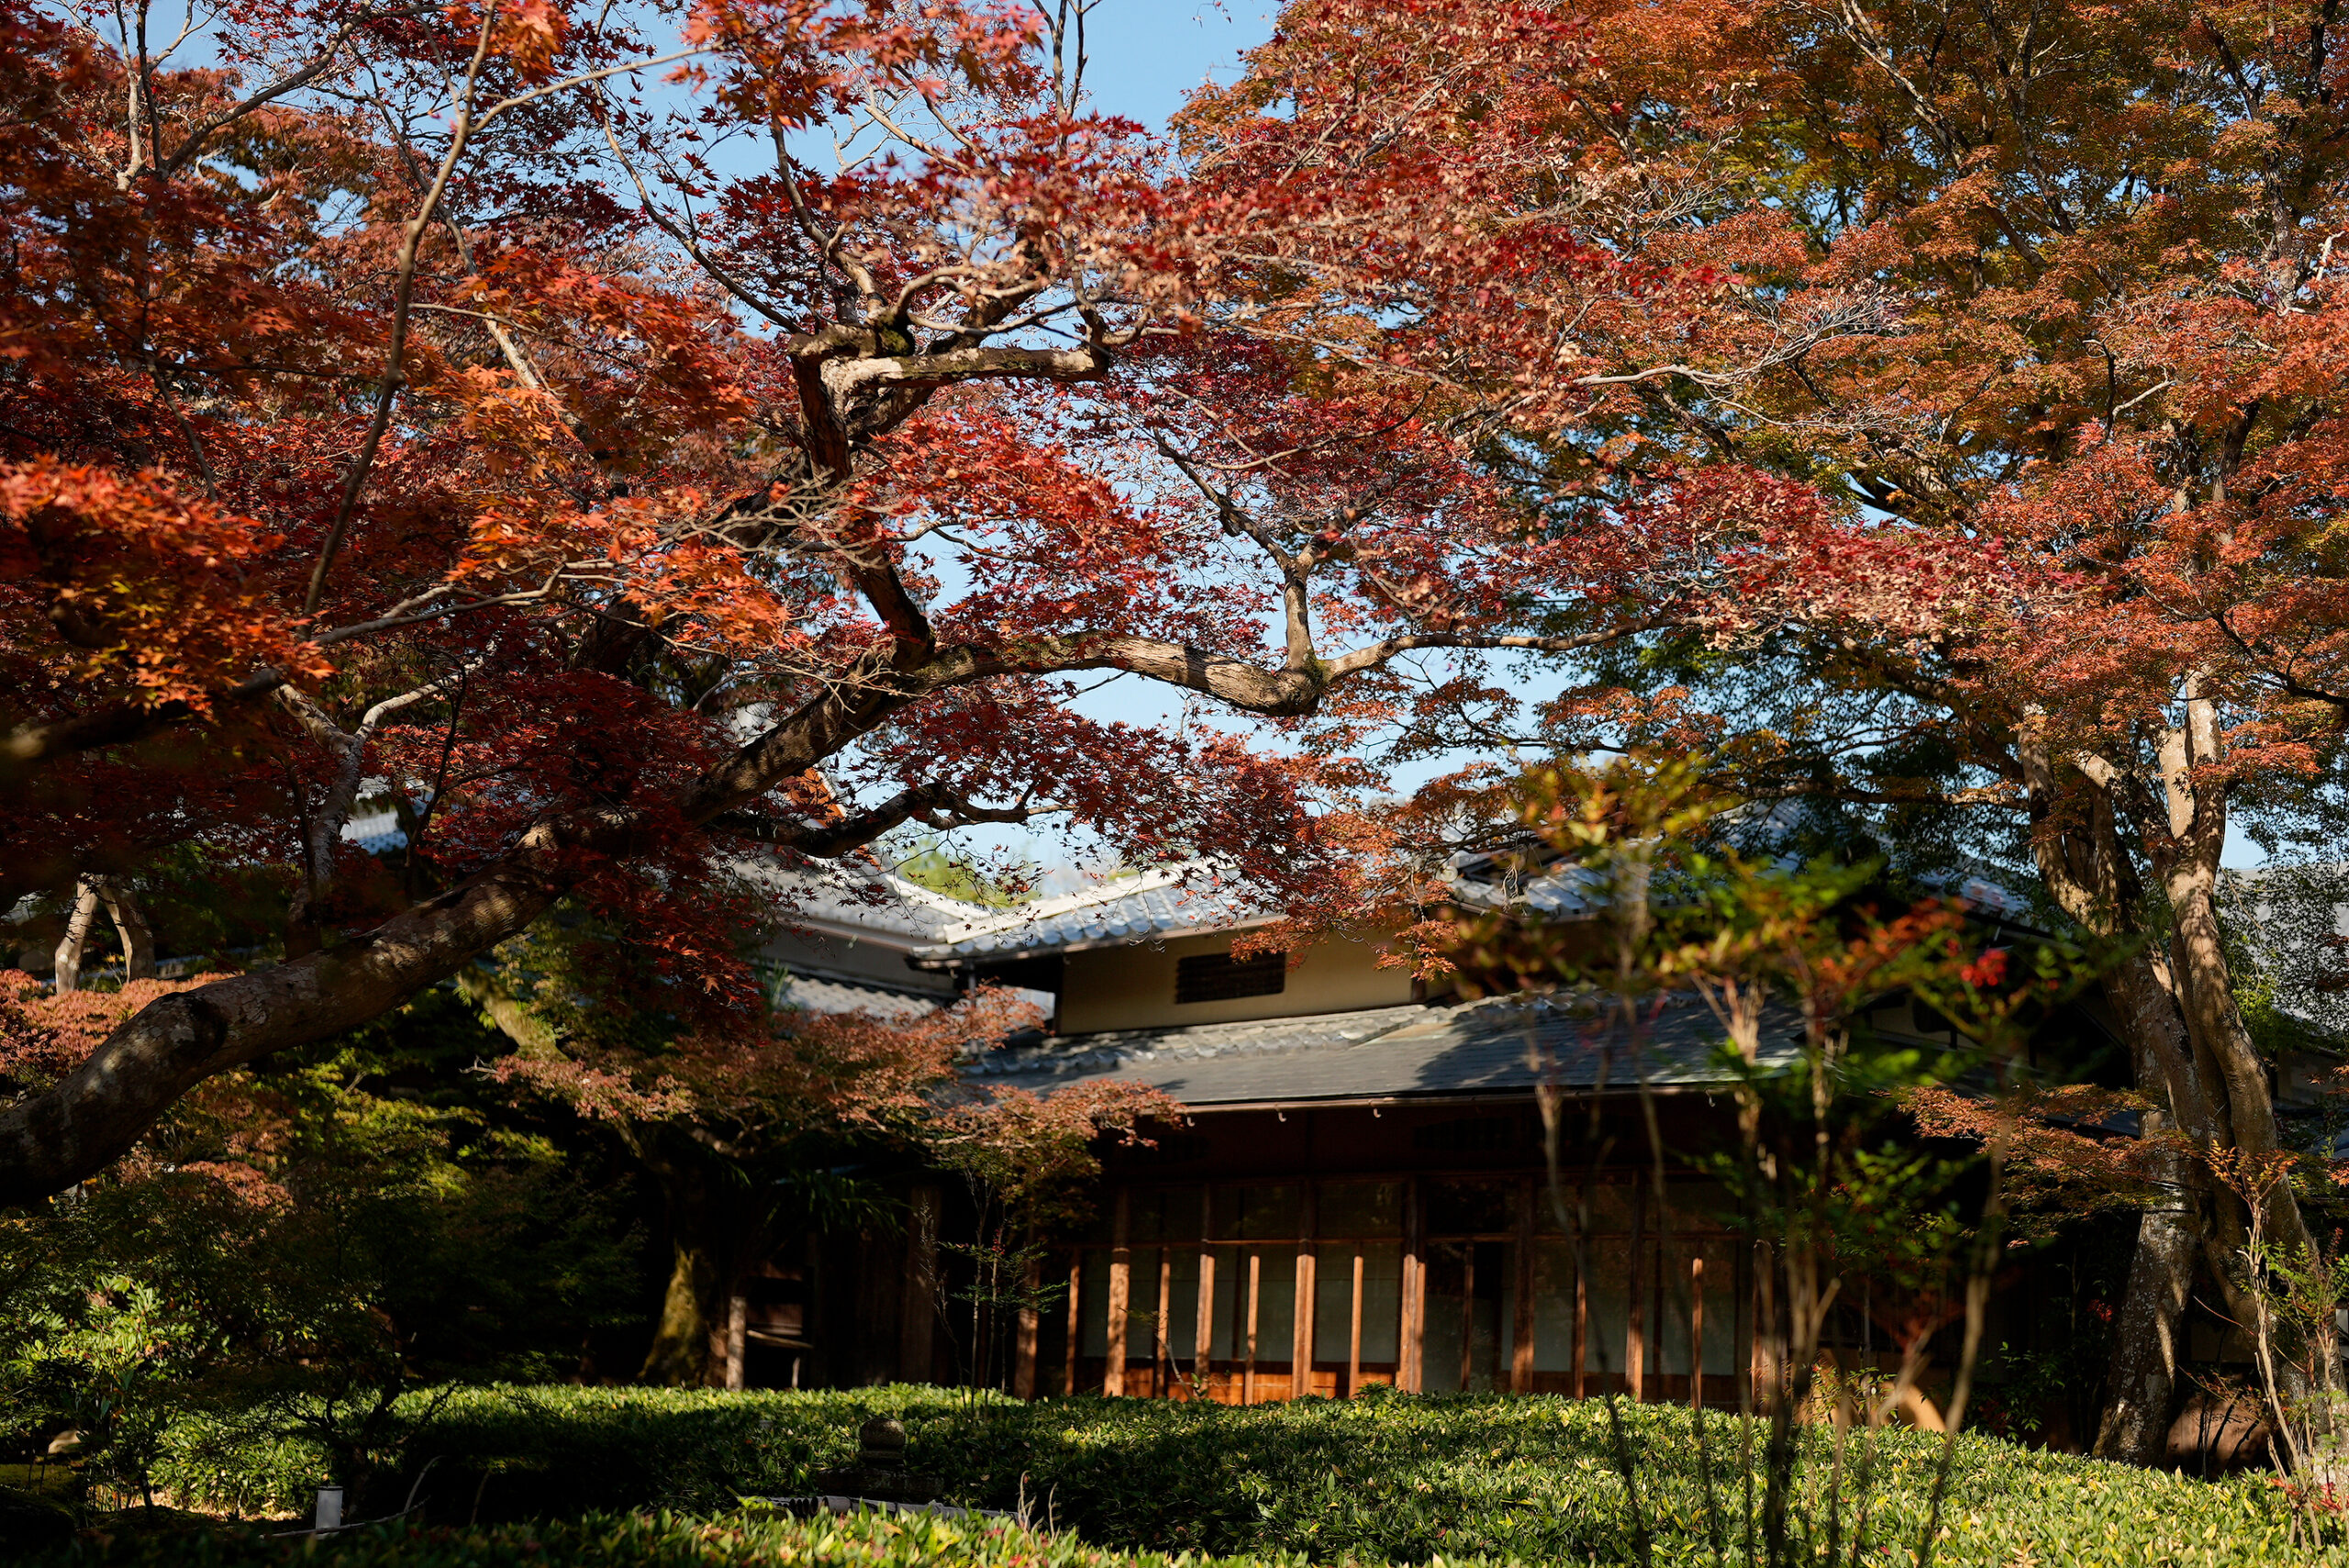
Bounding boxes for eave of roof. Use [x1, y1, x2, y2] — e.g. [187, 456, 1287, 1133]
[769, 971, 943, 1020]
[961, 994, 1795, 1107]
[908, 862, 1267, 968]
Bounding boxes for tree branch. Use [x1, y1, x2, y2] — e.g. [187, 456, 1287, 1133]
[707, 782, 1038, 857]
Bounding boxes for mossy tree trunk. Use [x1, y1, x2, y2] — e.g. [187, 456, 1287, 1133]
[636, 1140, 729, 1386]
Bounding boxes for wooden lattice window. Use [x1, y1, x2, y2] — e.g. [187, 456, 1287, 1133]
[1174, 949, 1287, 1004]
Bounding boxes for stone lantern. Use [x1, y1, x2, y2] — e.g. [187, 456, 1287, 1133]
[812, 1415, 940, 1504]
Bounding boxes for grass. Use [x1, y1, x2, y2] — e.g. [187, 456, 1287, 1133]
[79, 1384, 2336, 1567]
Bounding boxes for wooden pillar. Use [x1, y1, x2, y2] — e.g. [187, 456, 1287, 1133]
[724, 1292, 748, 1391]
[1400, 1176, 1425, 1392]
[1511, 1178, 1537, 1394]
[1571, 1238, 1587, 1399]
[1195, 1189, 1217, 1393]
[1155, 1246, 1174, 1397]
[1064, 1253, 1083, 1396]
[1013, 1255, 1041, 1398]
[1735, 1239, 1753, 1412]
[1626, 1180, 1645, 1402]
[1347, 1251, 1365, 1396]
[1105, 1189, 1131, 1396]
[900, 1184, 940, 1384]
[1292, 1184, 1318, 1400]
[1689, 1256, 1706, 1412]
[1459, 1244, 1476, 1393]
[1242, 1250, 1263, 1404]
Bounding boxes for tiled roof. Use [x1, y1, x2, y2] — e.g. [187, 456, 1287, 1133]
[964, 995, 1793, 1107]
[1448, 810, 2039, 929]
[338, 808, 987, 942]
[903, 833, 2043, 971]
[727, 853, 993, 940]
[1920, 869, 2032, 921]
[770, 970, 942, 1020]
[343, 810, 409, 857]
[910, 863, 1265, 967]
[1447, 861, 1609, 917]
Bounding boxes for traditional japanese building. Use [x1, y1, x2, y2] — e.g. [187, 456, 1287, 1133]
[764, 850, 2349, 1463]
[783, 860, 2011, 1409]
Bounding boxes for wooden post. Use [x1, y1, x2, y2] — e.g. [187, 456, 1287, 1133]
[1292, 1184, 1318, 1400]
[1459, 1244, 1476, 1392]
[1571, 1240, 1587, 1399]
[1626, 1181, 1645, 1402]
[1653, 1171, 1675, 1407]
[1105, 1189, 1131, 1396]
[1400, 1175, 1425, 1392]
[1196, 1190, 1217, 1394]
[1243, 1250, 1263, 1405]
[1348, 1251, 1365, 1396]
[1013, 1254, 1041, 1398]
[1689, 1256, 1706, 1411]
[901, 1184, 940, 1384]
[724, 1292, 748, 1391]
[1511, 1178, 1536, 1393]
[1735, 1240, 1753, 1413]
[1064, 1253, 1083, 1396]
[1155, 1247, 1174, 1398]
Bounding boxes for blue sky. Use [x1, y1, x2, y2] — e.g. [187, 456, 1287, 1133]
[1073, 4, 1277, 129]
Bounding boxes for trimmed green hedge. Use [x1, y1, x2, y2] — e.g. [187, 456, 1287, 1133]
[25, 1510, 1301, 1568]
[132, 1385, 2337, 1567]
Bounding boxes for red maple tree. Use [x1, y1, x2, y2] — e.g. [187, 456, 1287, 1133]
[0, 0, 1717, 1201]
[1269, 0, 2349, 1461]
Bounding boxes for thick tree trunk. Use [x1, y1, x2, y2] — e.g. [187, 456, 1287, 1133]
[2018, 753, 2211, 1462]
[2097, 1191, 2197, 1462]
[636, 1151, 729, 1386]
[0, 679, 912, 1200]
[641, 1232, 722, 1386]
[2093, 953, 2210, 1463]
[0, 852, 562, 1203]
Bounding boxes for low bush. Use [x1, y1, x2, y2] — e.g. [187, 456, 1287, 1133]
[24, 1509, 1303, 1568]
[138, 1385, 2335, 1566]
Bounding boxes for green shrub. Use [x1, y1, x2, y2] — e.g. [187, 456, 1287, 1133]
[142, 1385, 2338, 1566]
[22, 1509, 1302, 1568]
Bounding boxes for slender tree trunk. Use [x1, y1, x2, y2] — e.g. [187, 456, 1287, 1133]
[2021, 720, 2325, 1429]
[50, 875, 101, 993]
[2135, 700, 2324, 1316]
[2164, 859, 2318, 1259]
[2082, 698, 2334, 1426]
[99, 881, 154, 980]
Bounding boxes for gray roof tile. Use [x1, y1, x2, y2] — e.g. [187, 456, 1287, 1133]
[912, 864, 1264, 965]
[771, 972, 942, 1020]
[967, 995, 1795, 1106]
[729, 855, 994, 939]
